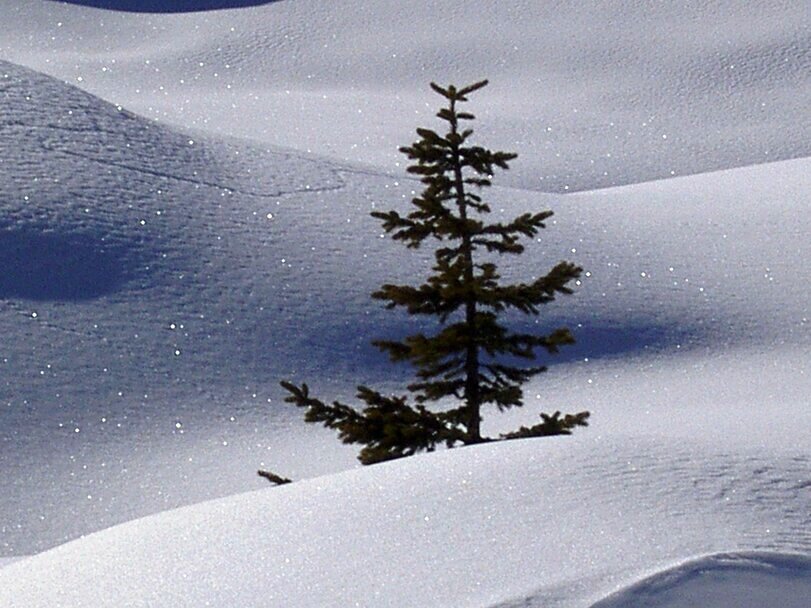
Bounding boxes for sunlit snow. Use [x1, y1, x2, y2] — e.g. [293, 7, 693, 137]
[0, 1, 808, 607]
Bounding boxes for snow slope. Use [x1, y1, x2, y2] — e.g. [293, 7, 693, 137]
[0, 58, 808, 606]
[590, 553, 811, 608]
[0, 58, 363, 551]
[0, 0, 809, 606]
[0, 437, 808, 608]
[1, 1, 809, 191]
[2, 56, 808, 556]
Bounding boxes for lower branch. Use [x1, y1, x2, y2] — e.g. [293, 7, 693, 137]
[500, 410, 590, 440]
[257, 469, 293, 486]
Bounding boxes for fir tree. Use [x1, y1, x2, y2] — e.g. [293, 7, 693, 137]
[281, 80, 589, 466]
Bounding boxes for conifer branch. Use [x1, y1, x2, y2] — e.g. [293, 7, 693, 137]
[500, 411, 591, 439]
[257, 470, 293, 486]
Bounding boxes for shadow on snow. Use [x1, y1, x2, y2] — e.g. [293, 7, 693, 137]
[303, 314, 700, 385]
[0, 227, 146, 301]
[50, 0, 282, 13]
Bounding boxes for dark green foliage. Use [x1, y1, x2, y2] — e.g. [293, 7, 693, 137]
[500, 411, 592, 440]
[280, 381, 466, 465]
[282, 80, 589, 465]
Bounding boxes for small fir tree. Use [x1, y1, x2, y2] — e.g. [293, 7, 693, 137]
[280, 80, 589, 466]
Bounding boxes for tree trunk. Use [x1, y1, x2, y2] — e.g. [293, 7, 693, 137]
[449, 98, 482, 443]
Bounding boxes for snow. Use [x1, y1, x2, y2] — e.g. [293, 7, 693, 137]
[590, 553, 811, 608]
[1, 1, 808, 191]
[0, 438, 807, 607]
[0, 1, 808, 606]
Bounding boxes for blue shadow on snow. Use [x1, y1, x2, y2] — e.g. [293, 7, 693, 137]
[303, 314, 699, 384]
[0, 228, 142, 301]
[50, 0, 281, 12]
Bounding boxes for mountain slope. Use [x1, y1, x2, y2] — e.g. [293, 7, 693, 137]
[0, 437, 807, 607]
[1, 59, 809, 555]
[1, 0, 808, 191]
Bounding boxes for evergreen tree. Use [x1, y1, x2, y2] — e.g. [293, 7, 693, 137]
[281, 80, 589, 466]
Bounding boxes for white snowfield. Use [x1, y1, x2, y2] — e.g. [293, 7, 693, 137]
[0, 438, 809, 608]
[0, 1, 809, 606]
[1, 0, 808, 191]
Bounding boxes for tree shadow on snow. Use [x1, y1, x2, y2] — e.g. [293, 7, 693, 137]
[50, 0, 282, 12]
[309, 314, 700, 384]
[0, 227, 143, 301]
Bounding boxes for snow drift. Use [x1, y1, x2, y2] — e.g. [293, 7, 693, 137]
[0, 1, 809, 605]
[0, 438, 807, 607]
[1, 57, 809, 558]
[1, 1, 809, 191]
[589, 552, 811, 608]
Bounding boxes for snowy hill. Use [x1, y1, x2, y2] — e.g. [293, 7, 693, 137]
[0, 58, 381, 551]
[2, 56, 808, 557]
[591, 553, 811, 608]
[1, 1, 808, 191]
[1, 59, 808, 605]
[0, 0, 809, 606]
[0, 438, 808, 607]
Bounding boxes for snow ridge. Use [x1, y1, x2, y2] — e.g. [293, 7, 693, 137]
[0, 438, 808, 607]
[587, 552, 811, 608]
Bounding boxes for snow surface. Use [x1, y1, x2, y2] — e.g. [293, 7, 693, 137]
[0, 556, 25, 569]
[0, 439, 808, 608]
[590, 552, 811, 608]
[0, 1, 809, 606]
[1, 1, 809, 191]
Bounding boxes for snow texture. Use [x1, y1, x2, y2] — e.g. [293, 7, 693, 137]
[0, 440, 808, 607]
[588, 552, 811, 608]
[0, 1, 809, 606]
[1, 1, 809, 191]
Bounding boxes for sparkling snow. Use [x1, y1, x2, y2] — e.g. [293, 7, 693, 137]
[0, 1, 808, 606]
